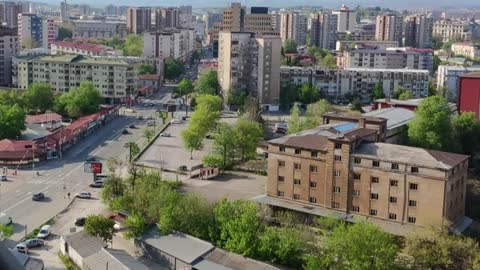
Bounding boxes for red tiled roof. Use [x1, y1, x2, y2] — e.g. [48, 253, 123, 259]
[139, 74, 161, 81]
[25, 113, 62, 124]
[0, 139, 36, 159]
[52, 41, 112, 53]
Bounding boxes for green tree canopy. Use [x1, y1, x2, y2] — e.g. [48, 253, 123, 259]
[304, 99, 332, 129]
[123, 212, 147, 240]
[0, 90, 26, 108]
[124, 34, 143, 56]
[319, 53, 337, 68]
[57, 26, 73, 41]
[283, 39, 297, 54]
[0, 104, 26, 139]
[54, 81, 103, 117]
[175, 78, 194, 98]
[453, 112, 480, 155]
[84, 214, 115, 242]
[138, 64, 156, 75]
[288, 103, 303, 134]
[181, 128, 204, 159]
[164, 59, 185, 80]
[398, 90, 414, 100]
[372, 82, 385, 100]
[232, 118, 263, 161]
[26, 83, 54, 112]
[195, 70, 220, 95]
[280, 83, 298, 109]
[298, 84, 320, 104]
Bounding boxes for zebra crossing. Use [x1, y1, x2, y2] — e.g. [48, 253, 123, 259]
[28, 172, 66, 185]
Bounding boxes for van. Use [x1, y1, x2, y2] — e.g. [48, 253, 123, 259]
[0, 212, 12, 225]
[37, 225, 51, 239]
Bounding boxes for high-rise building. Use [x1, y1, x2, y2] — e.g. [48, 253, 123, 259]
[375, 14, 403, 44]
[0, 1, 23, 28]
[218, 31, 281, 108]
[310, 12, 338, 50]
[42, 18, 57, 49]
[0, 26, 17, 86]
[60, 0, 68, 20]
[245, 7, 276, 35]
[332, 4, 357, 33]
[127, 7, 152, 34]
[179, 5, 192, 28]
[404, 15, 433, 48]
[155, 7, 179, 29]
[204, 13, 223, 31]
[221, 2, 245, 32]
[280, 12, 308, 46]
[18, 13, 43, 49]
[144, 28, 195, 62]
[271, 13, 280, 32]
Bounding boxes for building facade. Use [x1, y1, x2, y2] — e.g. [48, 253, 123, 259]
[218, 31, 281, 108]
[309, 12, 337, 50]
[0, 1, 23, 28]
[433, 20, 480, 42]
[72, 20, 127, 39]
[280, 12, 308, 46]
[155, 7, 179, 29]
[127, 7, 152, 34]
[451, 42, 480, 59]
[143, 28, 195, 62]
[404, 15, 433, 48]
[458, 72, 480, 119]
[51, 41, 122, 56]
[17, 13, 54, 49]
[179, 5, 192, 28]
[0, 26, 18, 86]
[332, 4, 357, 33]
[375, 14, 403, 44]
[436, 65, 480, 101]
[335, 40, 399, 51]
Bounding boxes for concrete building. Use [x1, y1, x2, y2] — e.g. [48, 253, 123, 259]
[436, 65, 480, 101]
[60, 1, 67, 20]
[179, 5, 192, 28]
[14, 54, 147, 103]
[336, 40, 399, 51]
[155, 7, 179, 29]
[338, 47, 434, 73]
[458, 72, 480, 119]
[17, 13, 43, 49]
[245, 7, 277, 35]
[280, 66, 339, 97]
[218, 31, 281, 109]
[42, 17, 57, 48]
[404, 15, 433, 48]
[255, 117, 469, 235]
[127, 7, 152, 34]
[451, 42, 480, 59]
[433, 20, 480, 42]
[204, 13, 222, 31]
[72, 20, 127, 39]
[0, 1, 23, 28]
[51, 41, 122, 56]
[0, 26, 17, 86]
[332, 4, 357, 33]
[221, 2, 245, 32]
[375, 14, 403, 44]
[280, 12, 308, 46]
[271, 13, 281, 32]
[143, 28, 195, 62]
[310, 12, 337, 50]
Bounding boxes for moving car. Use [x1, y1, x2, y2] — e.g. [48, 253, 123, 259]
[75, 217, 86, 226]
[32, 192, 45, 201]
[77, 192, 92, 199]
[122, 129, 129, 135]
[24, 238, 44, 248]
[15, 242, 27, 253]
[89, 180, 104, 188]
[129, 124, 136, 129]
[37, 225, 51, 239]
[137, 116, 144, 120]
[160, 132, 171, 137]
[1, 175, 6, 181]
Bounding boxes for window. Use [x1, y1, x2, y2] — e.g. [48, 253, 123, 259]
[278, 161, 285, 167]
[353, 190, 360, 196]
[371, 193, 379, 200]
[294, 179, 301, 185]
[371, 177, 379, 183]
[311, 151, 318, 157]
[335, 143, 342, 149]
[389, 196, 397, 203]
[354, 157, 361, 164]
[293, 194, 300, 200]
[408, 216, 416, 224]
[277, 176, 285, 182]
[411, 167, 419, 173]
[295, 149, 301, 154]
[352, 206, 360, 212]
[409, 183, 418, 190]
[333, 186, 341, 193]
[332, 202, 340, 208]
[294, 163, 301, 170]
[353, 173, 361, 180]
[409, 200, 417, 207]
[389, 213, 397, 220]
[372, 160, 380, 167]
[310, 165, 318, 173]
[309, 197, 317, 203]
[279, 146, 285, 152]
[390, 180, 399, 187]
[310, 181, 317, 188]
[370, 209, 378, 216]
[334, 171, 341, 177]
[391, 163, 399, 170]
[277, 191, 284, 196]
[334, 155, 342, 161]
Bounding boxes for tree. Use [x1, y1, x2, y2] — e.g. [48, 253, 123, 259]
[408, 96, 455, 151]
[138, 64, 155, 75]
[226, 90, 248, 109]
[283, 39, 297, 54]
[320, 53, 337, 68]
[298, 84, 320, 104]
[181, 128, 204, 159]
[211, 123, 238, 169]
[195, 70, 220, 95]
[319, 222, 401, 270]
[144, 128, 154, 142]
[54, 81, 103, 117]
[432, 36, 443, 50]
[392, 86, 408, 99]
[123, 212, 147, 240]
[280, 83, 298, 109]
[26, 83, 54, 112]
[123, 34, 143, 56]
[57, 26, 72, 41]
[232, 118, 263, 161]
[213, 199, 263, 256]
[372, 82, 385, 100]
[433, 55, 441, 72]
[303, 99, 332, 129]
[84, 214, 115, 243]
[0, 90, 26, 108]
[0, 104, 26, 139]
[351, 98, 364, 113]
[428, 81, 437, 96]
[288, 103, 303, 134]
[175, 78, 194, 115]
[164, 59, 185, 80]
[453, 112, 480, 155]
[442, 39, 455, 51]
[126, 142, 140, 162]
[398, 90, 414, 100]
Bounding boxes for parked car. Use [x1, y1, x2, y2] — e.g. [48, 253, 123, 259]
[129, 124, 136, 129]
[15, 242, 27, 253]
[171, 118, 182, 124]
[89, 181, 104, 188]
[77, 192, 92, 199]
[24, 238, 45, 248]
[1, 175, 6, 181]
[147, 121, 155, 126]
[137, 116, 144, 120]
[122, 129, 129, 135]
[75, 217, 86, 226]
[160, 132, 171, 137]
[147, 115, 153, 120]
[32, 193, 45, 201]
[37, 225, 51, 239]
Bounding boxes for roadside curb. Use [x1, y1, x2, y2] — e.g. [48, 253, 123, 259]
[133, 120, 171, 162]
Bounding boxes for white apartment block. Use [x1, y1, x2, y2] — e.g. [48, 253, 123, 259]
[280, 66, 339, 96]
[433, 20, 480, 42]
[218, 31, 281, 108]
[14, 54, 149, 103]
[280, 12, 308, 46]
[72, 20, 127, 39]
[332, 4, 357, 33]
[335, 40, 399, 51]
[143, 28, 195, 62]
[436, 65, 480, 101]
[451, 42, 480, 59]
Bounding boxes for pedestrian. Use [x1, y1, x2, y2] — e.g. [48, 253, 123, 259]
[67, 192, 70, 199]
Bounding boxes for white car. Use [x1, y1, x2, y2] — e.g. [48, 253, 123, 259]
[77, 192, 92, 199]
[160, 132, 171, 137]
[37, 225, 51, 239]
[171, 118, 182, 124]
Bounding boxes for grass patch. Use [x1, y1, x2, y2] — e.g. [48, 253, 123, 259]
[58, 253, 81, 270]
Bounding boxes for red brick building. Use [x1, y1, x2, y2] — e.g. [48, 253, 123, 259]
[458, 72, 480, 119]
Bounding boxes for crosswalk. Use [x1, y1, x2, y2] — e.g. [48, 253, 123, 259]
[28, 172, 66, 185]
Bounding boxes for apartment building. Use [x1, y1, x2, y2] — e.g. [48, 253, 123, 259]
[338, 47, 434, 73]
[0, 26, 18, 86]
[451, 42, 480, 59]
[179, 5, 192, 28]
[280, 66, 339, 96]
[144, 28, 195, 62]
[436, 65, 480, 101]
[51, 41, 123, 56]
[280, 12, 308, 46]
[375, 14, 403, 44]
[42, 18, 57, 48]
[271, 13, 281, 32]
[257, 116, 468, 234]
[245, 7, 277, 35]
[218, 31, 281, 109]
[204, 13, 223, 31]
[404, 15, 433, 48]
[72, 20, 127, 39]
[18, 13, 44, 49]
[433, 20, 480, 42]
[155, 7, 179, 29]
[332, 4, 357, 33]
[127, 7, 152, 34]
[335, 40, 399, 51]
[309, 12, 337, 50]
[0, 1, 23, 28]
[14, 54, 147, 103]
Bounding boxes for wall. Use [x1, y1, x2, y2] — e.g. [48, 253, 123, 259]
[459, 76, 480, 119]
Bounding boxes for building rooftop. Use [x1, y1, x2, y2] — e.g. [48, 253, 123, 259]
[363, 108, 415, 130]
[52, 41, 114, 53]
[460, 72, 480, 78]
[84, 248, 151, 270]
[19, 54, 144, 66]
[25, 113, 62, 125]
[353, 142, 469, 170]
[198, 248, 282, 270]
[345, 68, 430, 73]
[62, 230, 106, 259]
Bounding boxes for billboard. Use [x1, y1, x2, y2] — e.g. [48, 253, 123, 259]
[84, 162, 103, 174]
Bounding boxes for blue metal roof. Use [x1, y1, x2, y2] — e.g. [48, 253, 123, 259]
[334, 122, 358, 132]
